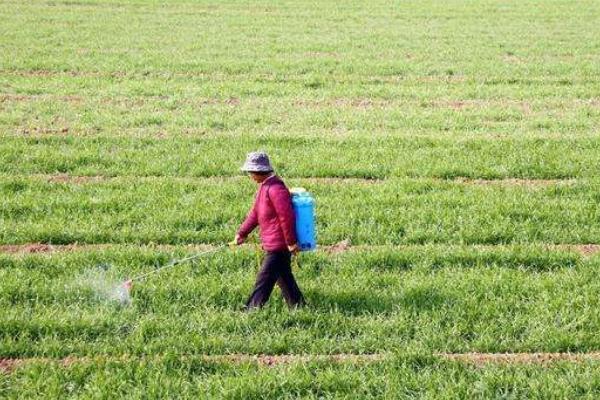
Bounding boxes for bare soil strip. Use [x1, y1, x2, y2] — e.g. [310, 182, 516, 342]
[439, 352, 600, 366]
[1, 243, 599, 257]
[4, 352, 600, 374]
[0, 94, 84, 103]
[0, 69, 467, 82]
[1, 173, 577, 187]
[559, 244, 600, 257]
[45, 174, 107, 184]
[3, 174, 384, 185]
[0, 244, 106, 254]
[453, 177, 576, 187]
[4, 93, 598, 111]
[0, 243, 215, 254]
[0, 354, 385, 374]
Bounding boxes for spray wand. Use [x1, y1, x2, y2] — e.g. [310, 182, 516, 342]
[122, 245, 227, 291]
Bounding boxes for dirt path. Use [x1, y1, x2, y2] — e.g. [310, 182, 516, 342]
[1, 242, 599, 257]
[0, 354, 385, 374]
[1, 173, 578, 186]
[562, 244, 600, 257]
[0, 243, 107, 254]
[438, 352, 600, 365]
[4, 352, 600, 374]
[452, 177, 576, 187]
[0, 243, 224, 254]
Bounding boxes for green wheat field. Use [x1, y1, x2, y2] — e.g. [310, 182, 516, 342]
[1, 0, 600, 398]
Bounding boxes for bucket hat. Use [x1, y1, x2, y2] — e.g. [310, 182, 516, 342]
[240, 151, 274, 172]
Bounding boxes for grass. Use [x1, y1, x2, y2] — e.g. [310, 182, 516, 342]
[2, 0, 600, 397]
[1, 176, 599, 245]
[0, 246, 597, 357]
[2, 135, 600, 179]
[3, 356, 600, 399]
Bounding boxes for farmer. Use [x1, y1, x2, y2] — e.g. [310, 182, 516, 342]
[234, 151, 305, 309]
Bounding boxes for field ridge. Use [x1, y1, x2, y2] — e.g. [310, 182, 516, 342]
[1, 242, 599, 256]
[5, 352, 600, 375]
[0, 173, 580, 186]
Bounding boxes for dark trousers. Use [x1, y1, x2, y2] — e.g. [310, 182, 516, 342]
[246, 251, 305, 309]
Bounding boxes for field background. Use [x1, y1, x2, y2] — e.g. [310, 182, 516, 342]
[2, 0, 600, 398]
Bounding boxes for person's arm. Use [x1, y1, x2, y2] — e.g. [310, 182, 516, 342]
[237, 198, 258, 244]
[269, 184, 297, 248]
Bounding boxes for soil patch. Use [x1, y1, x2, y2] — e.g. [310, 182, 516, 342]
[220, 353, 384, 366]
[325, 239, 352, 254]
[293, 98, 392, 109]
[0, 94, 83, 103]
[453, 178, 575, 187]
[0, 243, 106, 254]
[18, 126, 72, 135]
[303, 51, 340, 59]
[0, 69, 126, 78]
[8, 174, 577, 187]
[0, 243, 56, 253]
[46, 174, 107, 184]
[439, 352, 600, 365]
[0, 358, 21, 374]
[565, 244, 600, 257]
[1, 242, 598, 257]
[4, 352, 599, 374]
[0, 354, 385, 374]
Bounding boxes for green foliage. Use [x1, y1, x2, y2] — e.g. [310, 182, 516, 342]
[2, 356, 600, 399]
[2, 0, 600, 396]
[0, 246, 597, 358]
[1, 176, 600, 245]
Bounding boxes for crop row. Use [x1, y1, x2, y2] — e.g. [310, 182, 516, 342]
[3, 90, 600, 139]
[2, 136, 600, 179]
[1, 176, 599, 245]
[2, 0, 598, 77]
[3, 73, 599, 139]
[0, 247, 597, 356]
[2, 354, 600, 399]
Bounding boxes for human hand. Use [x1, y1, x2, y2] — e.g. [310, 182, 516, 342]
[234, 234, 245, 245]
[288, 243, 300, 255]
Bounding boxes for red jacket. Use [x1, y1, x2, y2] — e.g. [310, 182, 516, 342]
[238, 175, 297, 252]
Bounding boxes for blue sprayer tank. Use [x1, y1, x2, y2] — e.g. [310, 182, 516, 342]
[290, 188, 316, 251]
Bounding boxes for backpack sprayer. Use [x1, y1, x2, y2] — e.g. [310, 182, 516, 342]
[290, 188, 316, 251]
[121, 189, 316, 294]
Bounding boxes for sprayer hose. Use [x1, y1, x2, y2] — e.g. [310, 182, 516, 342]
[129, 246, 225, 282]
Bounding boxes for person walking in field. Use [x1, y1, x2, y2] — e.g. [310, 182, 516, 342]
[234, 151, 305, 309]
